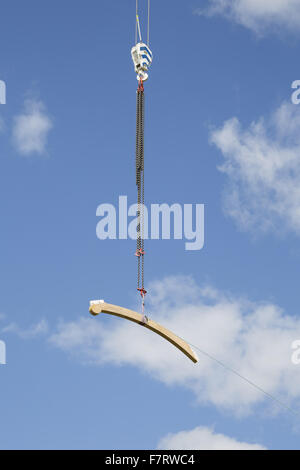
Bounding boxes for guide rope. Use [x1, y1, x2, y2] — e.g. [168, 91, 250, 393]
[182, 338, 300, 418]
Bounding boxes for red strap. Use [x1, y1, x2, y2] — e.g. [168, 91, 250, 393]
[138, 78, 144, 92]
[137, 288, 147, 297]
[135, 248, 145, 257]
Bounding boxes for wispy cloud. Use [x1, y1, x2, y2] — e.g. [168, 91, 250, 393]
[210, 101, 300, 236]
[196, 0, 300, 36]
[3, 319, 49, 339]
[157, 426, 266, 450]
[49, 275, 300, 415]
[12, 99, 53, 156]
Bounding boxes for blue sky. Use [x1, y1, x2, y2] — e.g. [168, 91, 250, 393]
[1, 0, 300, 450]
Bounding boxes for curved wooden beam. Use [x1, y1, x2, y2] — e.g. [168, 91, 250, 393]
[89, 301, 198, 364]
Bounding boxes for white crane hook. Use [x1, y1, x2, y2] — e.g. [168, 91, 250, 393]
[131, 42, 153, 82]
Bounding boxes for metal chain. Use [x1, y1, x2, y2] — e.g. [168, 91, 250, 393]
[141, 90, 145, 290]
[136, 81, 145, 294]
[142, 169, 145, 289]
[136, 88, 141, 290]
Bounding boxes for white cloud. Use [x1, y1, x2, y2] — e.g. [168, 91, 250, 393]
[197, 0, 300, 35]
[49, 275, 300, 415]
[13, 99, 52, 156]
[3, 319, 49, 339]
[157, 426, 266, 450]
[210, 102, 300, 236]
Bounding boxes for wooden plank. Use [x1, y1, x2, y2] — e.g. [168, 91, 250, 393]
[89, 301, 198, 364]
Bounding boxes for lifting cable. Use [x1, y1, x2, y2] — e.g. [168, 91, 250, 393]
[147, 0, 150, 46]
[135, 0, 151, 45]
[183, 338, 300, 418]
[135, 0, 138, 44]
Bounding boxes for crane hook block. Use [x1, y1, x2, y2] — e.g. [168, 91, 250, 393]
[131, 42, 153, 82]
